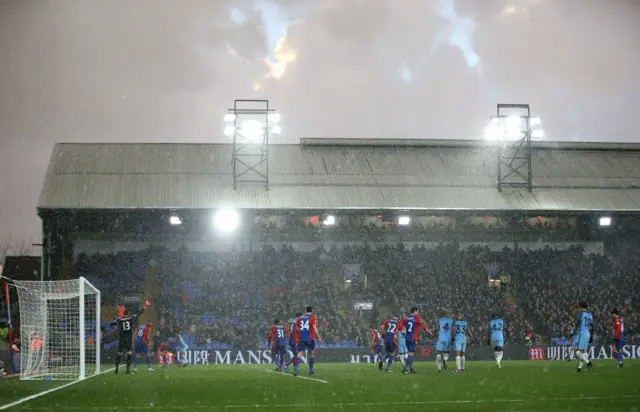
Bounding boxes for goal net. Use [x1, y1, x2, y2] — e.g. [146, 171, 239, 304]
[12, 277, 101, 380]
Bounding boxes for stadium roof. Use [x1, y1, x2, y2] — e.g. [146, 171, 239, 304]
[38, 139, 640, 212]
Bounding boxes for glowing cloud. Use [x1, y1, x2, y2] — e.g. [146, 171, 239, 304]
[396, 0, 480, 84]
[434, 0, 480, 69]
[263, 30, 297, 79]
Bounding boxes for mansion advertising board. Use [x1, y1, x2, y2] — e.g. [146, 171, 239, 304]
[181, 345, 529, 365]
[528, 344, 640, 361]
[180, 344, 640, 365]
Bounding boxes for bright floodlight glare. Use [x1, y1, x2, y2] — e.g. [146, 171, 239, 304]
[240, 120, 265, 142]
[507, 115, 521, 126]
[214, 209, 240, 233]
[322, 215, 336, 226]
[169, 216, 182, 225]
[224, 125, 235, 137]
[398, 216, 410, 226]
[532, 129, 545, 139]
[224, 113, 236, 123]
[530, 117, 541, 126]
[271, 124, 282, 135]
[267, 113, 281, 123]
[599, 216, 611, 227]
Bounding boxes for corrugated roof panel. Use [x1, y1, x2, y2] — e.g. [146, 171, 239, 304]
[38, 143, 640, 211]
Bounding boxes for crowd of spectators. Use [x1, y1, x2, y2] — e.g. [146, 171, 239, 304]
[517, 247, 640, 344]
[74, 234, 640, 350]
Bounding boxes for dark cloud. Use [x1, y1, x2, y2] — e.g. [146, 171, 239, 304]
[0, 0, 638, 241]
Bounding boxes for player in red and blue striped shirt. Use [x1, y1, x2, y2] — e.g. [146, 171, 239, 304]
[611, 309, 624, 368]
[294, 306, 322, 376]
[397, 307, 430, 374]
[268, 319, 289, 372]
[284, 313, 302, 373]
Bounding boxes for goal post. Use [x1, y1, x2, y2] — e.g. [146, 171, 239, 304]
[10, 277, 101, 380]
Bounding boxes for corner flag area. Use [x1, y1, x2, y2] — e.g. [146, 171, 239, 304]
[1, 361, 638, 411]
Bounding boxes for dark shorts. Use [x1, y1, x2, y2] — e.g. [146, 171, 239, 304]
[385, 341, 397, 353]
[613, 339, 624, 351]
[118, 336, 133, 353]
[290, 341, 297, 353]
[273, 344, 286, 356]
[134, 341, 148, 354]
[297, 340, 315, 353]
[406, 340, 416, 353]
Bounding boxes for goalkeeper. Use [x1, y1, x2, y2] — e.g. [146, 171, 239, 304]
[112, 300, 150, 375]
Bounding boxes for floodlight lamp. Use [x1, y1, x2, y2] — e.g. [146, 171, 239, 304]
[224, 113, 236, 123]
[214, 209, 240, 233]
[530, 117, 541, 126]
[484, 124, 499, 140]
[322, 215, 336, 226]
[398, 216, 411, 226]
[599, 216, 611, 227]
[267, 113, 281, 124]
[271, 124, 282, 135]
[169, 215, 182, 225]
[239, 120, 265, 142]
[507, 115, 521, 127]
[224, 125, 235, 137]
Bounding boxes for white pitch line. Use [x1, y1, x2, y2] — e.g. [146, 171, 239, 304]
[0, 368, 115, 411]
[17, 395, 640, 410]
[261, 369, 328, 383]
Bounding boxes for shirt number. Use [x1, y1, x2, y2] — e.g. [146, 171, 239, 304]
[277, 329, 284, 338]
[407, 322, 414, 333]
[122, 321, 131, 331]
[387, 323, 396, 334]
[492, 323, 502, 331]
[442, 323, 450, 331]
[300, 320, 310, 331]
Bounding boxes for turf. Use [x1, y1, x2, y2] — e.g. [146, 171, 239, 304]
[1, 360, 639, 411]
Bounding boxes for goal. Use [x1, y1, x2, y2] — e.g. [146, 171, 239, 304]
[11, 277, 101, 380]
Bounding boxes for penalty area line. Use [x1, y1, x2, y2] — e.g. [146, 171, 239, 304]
[261, 369, 328, 383]
[0, 367, 116, 411]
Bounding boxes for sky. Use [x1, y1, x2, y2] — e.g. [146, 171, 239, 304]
[0, 0, 639, 244]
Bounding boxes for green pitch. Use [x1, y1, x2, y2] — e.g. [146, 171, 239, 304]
[1, 361, 639, 411]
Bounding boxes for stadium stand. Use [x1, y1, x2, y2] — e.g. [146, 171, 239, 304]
[28, 139, 640, 351]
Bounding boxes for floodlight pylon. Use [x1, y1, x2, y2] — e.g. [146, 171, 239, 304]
[225, 100, 278, 190]
[493, 103, 534, 193]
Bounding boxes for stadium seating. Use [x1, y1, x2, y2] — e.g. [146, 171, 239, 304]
[75, 239, 639, 349]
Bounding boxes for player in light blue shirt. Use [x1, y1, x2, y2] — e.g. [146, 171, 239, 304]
[177, 333, 189, 367]
[435, 313, 453, 372]
[572, 301, 594, 373]
[452, 313, 470, 373]
[396, 327, 408, 365]
[488, 315, 505, 368]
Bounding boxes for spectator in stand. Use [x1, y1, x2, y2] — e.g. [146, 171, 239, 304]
[75, 230, 639, 349]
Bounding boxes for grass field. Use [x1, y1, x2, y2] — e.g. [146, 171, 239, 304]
[1, 360, 638, 411]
